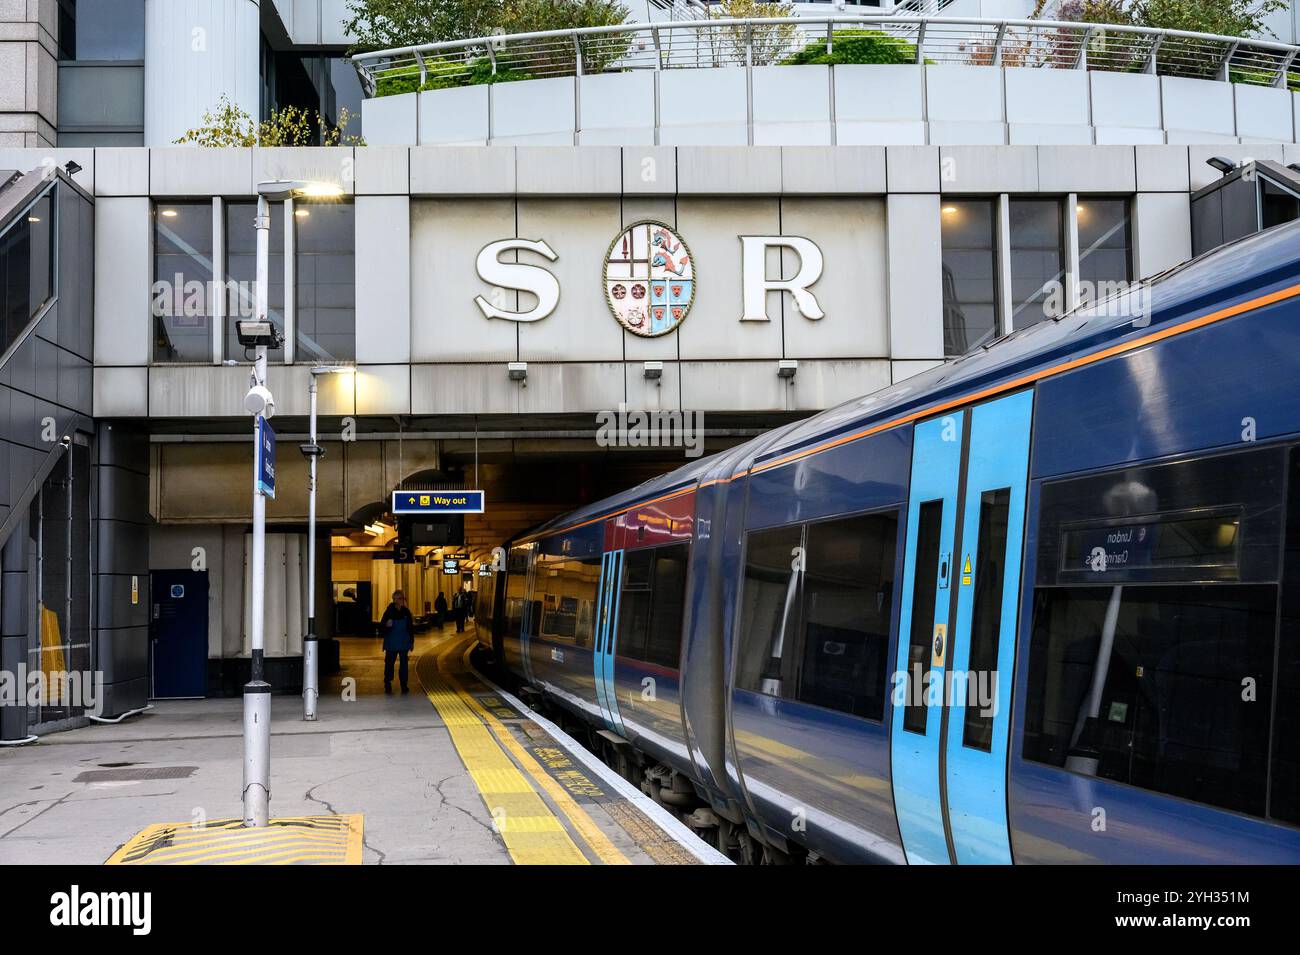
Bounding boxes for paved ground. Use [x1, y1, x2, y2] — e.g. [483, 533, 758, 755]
[0, 630, 695, 865]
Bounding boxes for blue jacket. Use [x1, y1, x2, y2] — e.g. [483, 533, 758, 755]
[380, 603, 415, 652]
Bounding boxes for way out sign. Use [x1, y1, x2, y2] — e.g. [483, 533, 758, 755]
[392, 490, 485, 515]
[256, 418, 276, 499]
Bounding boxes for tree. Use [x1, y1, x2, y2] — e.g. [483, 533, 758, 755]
[1053, 0, 1287, 38]
[174, 96, 364, 147]
[344, 0, 502, 48]
[709, 0, 798, 67]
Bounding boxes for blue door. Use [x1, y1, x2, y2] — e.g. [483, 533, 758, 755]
[593, 550, 626, 734]
[150, 570, 208, 698]
[889, 391, 1034, 864]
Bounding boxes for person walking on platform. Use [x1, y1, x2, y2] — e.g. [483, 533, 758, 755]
[381, 590, 415, 694]
[434, 591, 448, 629]
[452, 586, 470, 633]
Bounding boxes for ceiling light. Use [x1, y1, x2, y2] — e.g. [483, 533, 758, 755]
[161, 209, 178, 218]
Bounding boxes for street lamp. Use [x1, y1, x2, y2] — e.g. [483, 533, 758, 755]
[301, 365, 352, 722]
[240, 178, 344, 829]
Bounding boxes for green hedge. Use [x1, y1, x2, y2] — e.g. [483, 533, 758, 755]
[374, 57, 533, 96]
[783, 29, 918, 66]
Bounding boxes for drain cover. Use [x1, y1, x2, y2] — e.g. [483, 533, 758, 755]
[74, 766, 196, 783]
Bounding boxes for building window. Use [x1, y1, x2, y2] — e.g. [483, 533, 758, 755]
[295, 202, 355, 362]
[1, 189, 55, 349]
[1008, 198, 1065, 330]
[56, 0, 145, 146]
[1076, 197, 1132, 297]
[737, 510, 898, 721]
[940, 199, 999, 356]
[224, 201, 285, 362]
[152, 202, 213, 363]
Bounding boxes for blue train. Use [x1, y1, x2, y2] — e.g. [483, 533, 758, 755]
[475, 220, 1300, 865]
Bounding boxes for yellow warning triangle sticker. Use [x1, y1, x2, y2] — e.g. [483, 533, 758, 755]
[963, 555, 972, 575]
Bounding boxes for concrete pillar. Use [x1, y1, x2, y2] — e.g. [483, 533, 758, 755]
[145, 0, 262, 147]
[0, 0, 58, 146]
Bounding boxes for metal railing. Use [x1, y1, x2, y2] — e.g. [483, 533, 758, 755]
[350, 15, 1300, 96]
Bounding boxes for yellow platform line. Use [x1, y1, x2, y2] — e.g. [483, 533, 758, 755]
[417, 639, 628, 865]
[106, 815, 363, 866]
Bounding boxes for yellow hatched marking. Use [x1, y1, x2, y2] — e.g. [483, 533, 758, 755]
[417, 651, 591, 865]
[443, 640, 630, 866]
[106, 815, 363, 866]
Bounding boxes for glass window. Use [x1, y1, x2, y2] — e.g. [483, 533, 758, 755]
[153, 202, 213, 362]
[1024, 447, 1293, 823]
[1261, 179, 1300, 232]
[962, 488, 1010, 752]
[613, 545, 687, 668]
[738, 512, 898, 721]
[1076, 197, 1132, 297]
[903, 501, 944, 734]
[1, 190, 55, 349]
[538, 557, 600, 648]
[1009, 198, 1064, 330]
[225, 201, 285, 362]
[644, 544, 689, 669]
[295, 201, 354, 362]
[61, 0, 145, 60]
[940, 199, 999, 356]
[798, 513, 897, 719]
[1274, 447, 1300, 823]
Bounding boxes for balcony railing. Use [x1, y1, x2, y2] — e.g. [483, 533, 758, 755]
[349, 15, 1300, 97]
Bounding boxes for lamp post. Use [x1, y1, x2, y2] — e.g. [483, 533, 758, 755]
[239, 178, 344, 828]
[301, 365, 351, 722]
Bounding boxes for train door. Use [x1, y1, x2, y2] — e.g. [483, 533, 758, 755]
[518, 543, 540, 685]
[889, 390, 1034, 864]
[593, 550, 626, 734]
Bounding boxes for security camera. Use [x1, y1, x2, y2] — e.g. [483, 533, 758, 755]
[244, 384, 275, 418]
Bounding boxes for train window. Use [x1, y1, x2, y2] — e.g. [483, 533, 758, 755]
[962, 488, 1011, 752]
[737, 512, 898, 721]
[797, 512, 897, 720]
[614, 545, 689, 668]
[538, 557, 600, 648]
[1273, 447, 1300, 823]
[903, 501, 944, 734]
[644, 544, 689, 669]
[737, 524, 804, 696]
[1024, 446, 1291, 822]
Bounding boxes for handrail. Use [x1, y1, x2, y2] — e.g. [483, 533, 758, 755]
[350, 14, 1300, 96]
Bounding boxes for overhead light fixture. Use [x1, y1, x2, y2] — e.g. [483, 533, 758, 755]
[258, 180, 345, 202]
[64, 160, 82, 176]
[1205, 156, 1237, 174]
[778, 359, 798, 380]
[643, 361, 663, 381]
[235, 319, 281, 349]
[941, 205, 958, 215]
[310, 364, 354, 377]
[161, 209, 179, 218]
[365, 523, 385, 537]
[27, 216, 39, 223]
[295, 209, 310, 218]
[508, 361, 528, 382]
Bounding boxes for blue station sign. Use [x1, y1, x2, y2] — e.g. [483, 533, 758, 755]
[391, 489, 485, 515]
[256, 418, 276, 499]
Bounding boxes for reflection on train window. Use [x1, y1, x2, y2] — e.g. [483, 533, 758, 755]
[1024, 445, 1299, 823]
[1024, 584, 1276, 818]
[738, 511, 898, 721]
[615, 544, 689, 669]
[962, 488, 1010, 752]
[503, 546, 531, 639]
[537, 556, 600, 647]
[1274, 447, 1300, 824]
[904, 501, 943, 734]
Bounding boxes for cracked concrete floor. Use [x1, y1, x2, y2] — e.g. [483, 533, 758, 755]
[0, 631, 518, 865]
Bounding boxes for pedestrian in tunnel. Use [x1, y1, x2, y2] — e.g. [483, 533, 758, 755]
[381, 589, 415, 695]
[434, 591, 448, 629]
[452, 585, 470, 633]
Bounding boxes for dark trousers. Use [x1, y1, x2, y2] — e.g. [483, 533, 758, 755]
[455, 610, 465, 633]
[384, 650, 409, 689]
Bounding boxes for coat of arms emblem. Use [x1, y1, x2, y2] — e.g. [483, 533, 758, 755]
[604, 221, 694, 337]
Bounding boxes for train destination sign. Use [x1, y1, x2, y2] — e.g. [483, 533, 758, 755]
[392, 490, 486, 515]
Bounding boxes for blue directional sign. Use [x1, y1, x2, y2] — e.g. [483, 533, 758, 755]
[391, 489, 485, 515]
[256, 418, 276, 499]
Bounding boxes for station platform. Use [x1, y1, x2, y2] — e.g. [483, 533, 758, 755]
[0, 631, 722, 865]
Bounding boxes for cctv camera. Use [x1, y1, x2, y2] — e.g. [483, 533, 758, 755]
[244, 384, 276, 418]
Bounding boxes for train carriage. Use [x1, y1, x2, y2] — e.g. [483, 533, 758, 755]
[488, 220, 1300, 865]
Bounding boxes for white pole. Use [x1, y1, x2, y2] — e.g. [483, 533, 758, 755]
[303, 376, 319, 721]
[243, 194, 272, 828]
